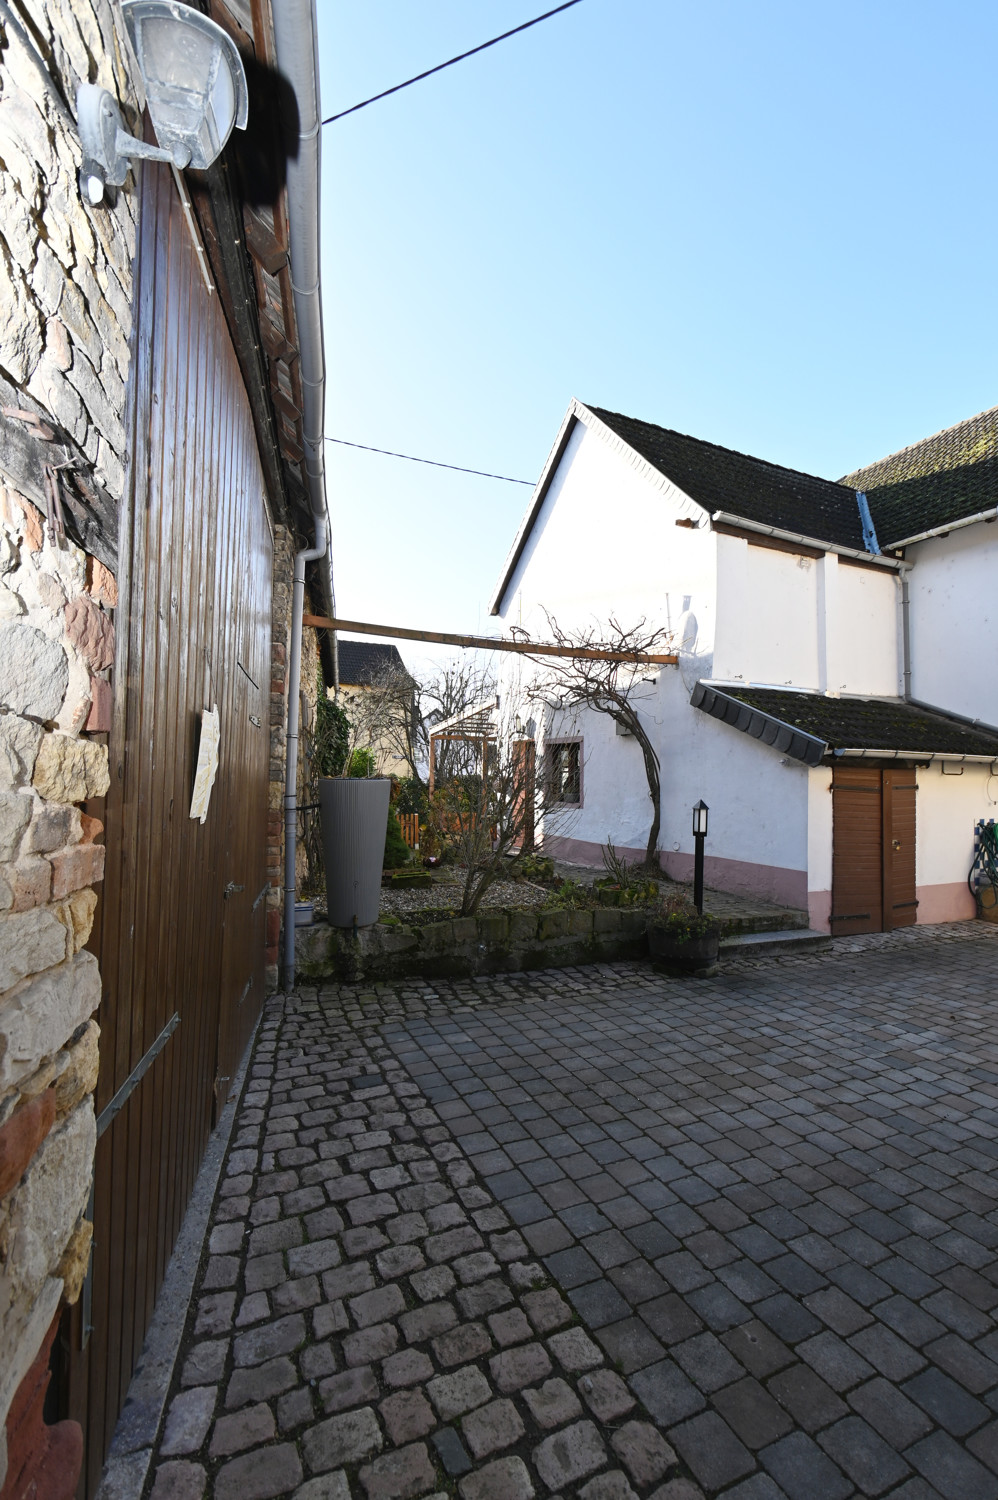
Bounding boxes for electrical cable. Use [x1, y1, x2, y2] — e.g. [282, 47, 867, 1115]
[322, 0, 584, 125]
[325, 436, 533, 485]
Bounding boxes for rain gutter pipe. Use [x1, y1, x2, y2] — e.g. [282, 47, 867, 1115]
[710, 511, 903, 570]
[272, 0, 334, 991]
[887, 507, 998, 550]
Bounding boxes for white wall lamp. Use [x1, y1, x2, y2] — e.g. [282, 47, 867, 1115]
[76, 0, 248, 205]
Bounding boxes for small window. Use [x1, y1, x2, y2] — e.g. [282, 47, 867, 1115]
[549, 741, 581, 805]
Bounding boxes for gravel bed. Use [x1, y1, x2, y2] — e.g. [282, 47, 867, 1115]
[379, 875, 550, 920]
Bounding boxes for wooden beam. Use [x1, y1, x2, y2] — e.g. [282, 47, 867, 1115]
[303, 615, 678, 665]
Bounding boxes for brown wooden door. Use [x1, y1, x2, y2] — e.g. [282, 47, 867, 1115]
[831, 765, 917, 934]
[63, 160, 273, 1494]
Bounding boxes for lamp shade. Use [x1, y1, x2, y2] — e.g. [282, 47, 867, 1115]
[122, 0, 248, 171]
[692, 799, 709, 836]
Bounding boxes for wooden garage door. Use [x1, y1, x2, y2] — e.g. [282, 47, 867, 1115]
[63, 160, 273, 1494]
[831, 766, 917, 934]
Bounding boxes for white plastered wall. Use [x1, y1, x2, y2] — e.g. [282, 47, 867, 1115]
[907, 524, 998, 722]
[807, 766, 833, 931]
[915, 760, 998, 922]
[714, 539, 900, 695]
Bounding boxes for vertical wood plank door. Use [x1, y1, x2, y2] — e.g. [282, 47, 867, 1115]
[65, 161, 273, 1495]
[831, 765, 918, 935]
[831, 766, 884, 934]
[883, 768, 918, 929]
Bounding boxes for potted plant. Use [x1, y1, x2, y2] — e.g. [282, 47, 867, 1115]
[313, 695, 390, 930]
[647, 892, 721, 976]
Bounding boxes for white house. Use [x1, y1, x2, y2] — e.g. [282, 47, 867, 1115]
[489, 399, 998, 934]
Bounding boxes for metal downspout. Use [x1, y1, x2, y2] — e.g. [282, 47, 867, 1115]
[272, 0, 334, 990]
[901, 569, 912, 700]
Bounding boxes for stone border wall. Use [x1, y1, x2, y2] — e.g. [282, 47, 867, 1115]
[0, 1, 139, 1491]
[295, 907, 651, 983]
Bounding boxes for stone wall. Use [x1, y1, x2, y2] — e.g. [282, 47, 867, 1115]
[295, 906, 651, 983]
[0, 1, 137, 1491]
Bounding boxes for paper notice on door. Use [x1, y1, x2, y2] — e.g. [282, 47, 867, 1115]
[190, 705, 220, 823]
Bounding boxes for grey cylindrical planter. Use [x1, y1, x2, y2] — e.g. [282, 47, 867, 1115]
[319, 777, 391, 928]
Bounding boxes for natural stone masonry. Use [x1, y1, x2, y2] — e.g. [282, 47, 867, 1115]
[145, 922, 998, 1499]
[0, 0, 135, 1488]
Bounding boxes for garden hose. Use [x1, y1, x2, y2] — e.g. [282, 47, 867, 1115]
[968, 819, 998, 910]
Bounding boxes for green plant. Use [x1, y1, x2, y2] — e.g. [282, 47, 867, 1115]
[514, 851, 555, 883]
[312, 690, 350, 777]
[347, 746, 376, 778]
[601, 837, 634, 889]
[395, 777, 429, 817]
[647, 892, 720, 943]
[544, 878, 592, 910]
[383, 809, 411, 869]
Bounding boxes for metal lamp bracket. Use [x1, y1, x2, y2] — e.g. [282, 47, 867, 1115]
[77, 83, 189, 202]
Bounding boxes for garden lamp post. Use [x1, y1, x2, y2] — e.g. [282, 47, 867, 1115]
[692, 799, 709, 914]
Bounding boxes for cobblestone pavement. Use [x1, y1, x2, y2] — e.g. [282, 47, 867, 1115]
[146, 924, 998, 1500]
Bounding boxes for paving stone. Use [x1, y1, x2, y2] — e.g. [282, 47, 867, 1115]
[669, 1411, 755, 1491]
[180, 1344, 226, 1386]
[214, 1444, 304, 1500]
[428, 1365, 493, 1421]
[906, 1430, 998, 1500]
[629, 1360, 705, 1425]
[610, 1420, 676, 1486]
[293, 1473, 351, 1500]
[279, 1386, 315, 1433]
[489, 1342, 552, 1392]
[847, 1375, 933, 1448]
[161, 1387, 216, 1456]
[522, 1377, 583, 1429]
[149, 1461, 207, 1500]
[848, 1324, 926, 1381]
[533, 1419, 608, 1490]
[458, 1279, 514, 1319]
[489, 1308, 532, 1346]
[578, 1473, 639, 1500]
[721, 1319, 795, 1379]
[226, 1356, 298, 1410]
[209, 1402, 276, 1457]
[344, 1323, 400, 1366]
[433, 1427, 473, 1476]
[547, 1326, 603, 1371]
[433, 1321, 492, 1367]
[712, 1375, 795, 1449]
[314, 1302, 349, 1339]
[766, 1362, 848, 1432]
[273, 1276, 321, 1315]
[795, 1329, 874, 1392]
[458, 1455, 535, 1500]
[233, 1313, 306, 1367]
[320, 1366, 380, 1415]
[672, 1331, 744, 1393]
[402, 1301, 458, 1344]
[380, 1389, 437, 1444]
[902, 1366, 991, 1436]
[358, 1443, 438, 1500]
[351, 1284, 407, 1328]
[817, 1414, 911, 1496]
[759, 1431, 852, 1500]
[579, 1368, 635, 1422]
[302, 1406, 384, 1474]
[462, 1398, 525, 1458]
[521, 1287, 572, 1333]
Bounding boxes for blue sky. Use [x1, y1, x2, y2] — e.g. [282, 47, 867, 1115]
[316, 2, 998, 652]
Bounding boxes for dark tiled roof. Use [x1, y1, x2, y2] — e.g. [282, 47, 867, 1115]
[693, 682, 998, 765]
[589, 406, 866, 550]
[337, 641, 406, 685]
[842, 405, 998, 546]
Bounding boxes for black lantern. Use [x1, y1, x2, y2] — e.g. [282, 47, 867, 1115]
[692, 799, 709, 912]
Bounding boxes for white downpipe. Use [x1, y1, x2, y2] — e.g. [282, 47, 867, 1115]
[273, 0, 333, 990]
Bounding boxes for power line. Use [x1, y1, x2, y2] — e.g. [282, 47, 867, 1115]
[326, 436, 534, 485]
[322, 1, 584, 125]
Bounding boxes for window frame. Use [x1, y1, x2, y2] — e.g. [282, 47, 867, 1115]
[546, 737, 583, 809]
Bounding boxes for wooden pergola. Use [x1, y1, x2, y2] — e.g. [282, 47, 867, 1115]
[426, 698, 498, 797]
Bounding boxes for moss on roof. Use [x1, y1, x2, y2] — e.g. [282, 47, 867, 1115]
[724, 687, 998, 757]
[842, 404, 998, 545]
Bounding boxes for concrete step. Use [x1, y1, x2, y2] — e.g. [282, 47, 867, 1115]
[719, 928, 832, 957]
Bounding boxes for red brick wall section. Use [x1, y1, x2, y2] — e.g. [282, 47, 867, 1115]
[0, 1314, 82, 1500]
